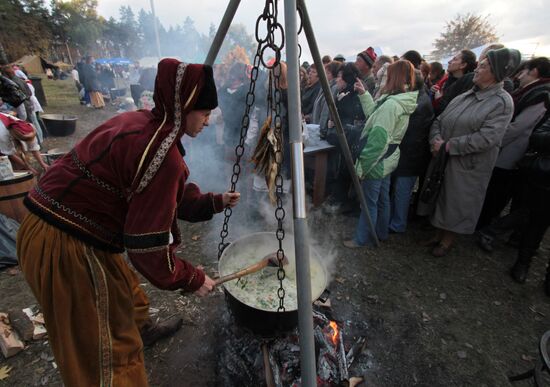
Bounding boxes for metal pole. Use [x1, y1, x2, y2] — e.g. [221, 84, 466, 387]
[204, 0, 241, 66]
[297, 0, 379, 246]
[284, 1, 316, 386]
[65, 41, 73, 65]
[149, 0, 162, 60]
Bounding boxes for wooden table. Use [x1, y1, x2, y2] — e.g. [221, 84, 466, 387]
[303, 141, 336, 207]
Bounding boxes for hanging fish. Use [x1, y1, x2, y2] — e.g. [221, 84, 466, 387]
[251, 115, 282, 204]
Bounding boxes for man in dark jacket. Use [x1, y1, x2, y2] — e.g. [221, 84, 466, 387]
[477, 57, 550, 237]
[355, 47, 377, 96]
[507, 116, 550, 295]
[217, 62, 248, 149]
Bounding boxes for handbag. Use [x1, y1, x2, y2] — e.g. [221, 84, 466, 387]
[517, 152, 550, 174]
[0, 76, 28, 107]
[419, 144, 449, 205]
[517, 151, 550, 190]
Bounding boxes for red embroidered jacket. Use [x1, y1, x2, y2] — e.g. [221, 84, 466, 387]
[25, 109, 224, 292]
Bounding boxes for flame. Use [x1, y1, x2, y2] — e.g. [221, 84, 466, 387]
[329, 321, 339, 344]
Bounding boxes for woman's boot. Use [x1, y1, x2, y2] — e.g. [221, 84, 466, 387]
[510, 248, 536, 284]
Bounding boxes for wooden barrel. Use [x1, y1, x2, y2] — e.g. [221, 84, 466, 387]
[0, 172, 36, 223]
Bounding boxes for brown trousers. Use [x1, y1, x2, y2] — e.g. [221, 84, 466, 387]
[17, 213, 149, 387]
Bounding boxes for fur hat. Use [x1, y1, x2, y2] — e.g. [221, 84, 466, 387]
[194, 65, 218, 110]
[486, 48, 522, 82]
[357, 47, 377, 67]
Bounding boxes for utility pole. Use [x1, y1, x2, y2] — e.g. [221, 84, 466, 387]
[149, 0, 162, 60]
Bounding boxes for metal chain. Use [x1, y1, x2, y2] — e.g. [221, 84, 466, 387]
[263, 0, 287, 313]
[216, 0, 287, 312]
[217, 43, 262, 259]
[217, 0, 285, 262]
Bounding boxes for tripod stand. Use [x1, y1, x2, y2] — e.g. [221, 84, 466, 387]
[204, 1, 378, 385]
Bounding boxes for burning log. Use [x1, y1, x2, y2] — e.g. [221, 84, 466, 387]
[266, 344, 283, 387]
[345, 336, 367, 370]
[335, 323, 349, 381]
[262, 342, 276, 387]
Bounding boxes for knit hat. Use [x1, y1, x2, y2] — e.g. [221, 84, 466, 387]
[334, 54, 346, 62]
[193, 65, 218, 110]
[357, 47, 377, 67]
[486, 48, 522, 82]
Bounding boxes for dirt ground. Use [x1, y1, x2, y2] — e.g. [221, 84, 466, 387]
[1, 78, 549, 386]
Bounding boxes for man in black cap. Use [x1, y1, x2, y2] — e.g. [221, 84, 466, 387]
[355, 47, 377, 96]
[334, 54, 346, 63]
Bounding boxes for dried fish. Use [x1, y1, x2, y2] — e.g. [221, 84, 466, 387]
[251, 115, 282, 204]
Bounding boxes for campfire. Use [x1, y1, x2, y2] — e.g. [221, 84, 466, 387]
[217, 305, 369, 386]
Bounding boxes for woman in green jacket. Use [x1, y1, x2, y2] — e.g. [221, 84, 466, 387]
[344, 60, 418, 248]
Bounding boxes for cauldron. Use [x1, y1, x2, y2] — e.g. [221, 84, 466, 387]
[218, 232, 328, 335]
[41, 114, 77, 137]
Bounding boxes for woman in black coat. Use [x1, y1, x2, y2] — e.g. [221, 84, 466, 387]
[510, 116, 550, 295]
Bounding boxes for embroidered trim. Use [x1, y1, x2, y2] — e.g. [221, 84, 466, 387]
[131, 112, 168, 190]
[126, 245, 166, 254]
[135, 62, 187, 194]
[167, 248, 174, 273]
[33, 186, 122, 244]
[84, 247, 113, 387]
[124, 230, 169, 236]
[187, 270, 196, 287]
[71, 150, 124, 199]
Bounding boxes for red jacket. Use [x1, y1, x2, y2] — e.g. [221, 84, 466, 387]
[25, 60, 222, 292]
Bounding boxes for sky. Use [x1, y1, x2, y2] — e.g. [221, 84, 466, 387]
[96, 0, 550, 62]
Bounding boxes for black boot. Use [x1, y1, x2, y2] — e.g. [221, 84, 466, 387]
[140, 316, 183, 347]
[510, 249, 536, 284]
[477, 231, 495, 252]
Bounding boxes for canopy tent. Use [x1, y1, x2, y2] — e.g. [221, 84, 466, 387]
[12, 55, 43, 74]
[94, 57, 133, 65]
[11, 55, 59, 75]
[54, 61, 73, 72]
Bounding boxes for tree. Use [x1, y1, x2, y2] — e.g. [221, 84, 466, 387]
[0, 0, 53, 61]
[431, 13, 499, 58]
[50, 0, 103, 56]
[116, 6, 140, 58]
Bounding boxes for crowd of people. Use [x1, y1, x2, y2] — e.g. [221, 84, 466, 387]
[292, 46, 549, 298]
[72, 56, 139, 109]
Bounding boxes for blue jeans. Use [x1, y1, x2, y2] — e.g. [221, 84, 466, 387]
[354, 175, 391, 247]
[389, 175, 417, 233]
